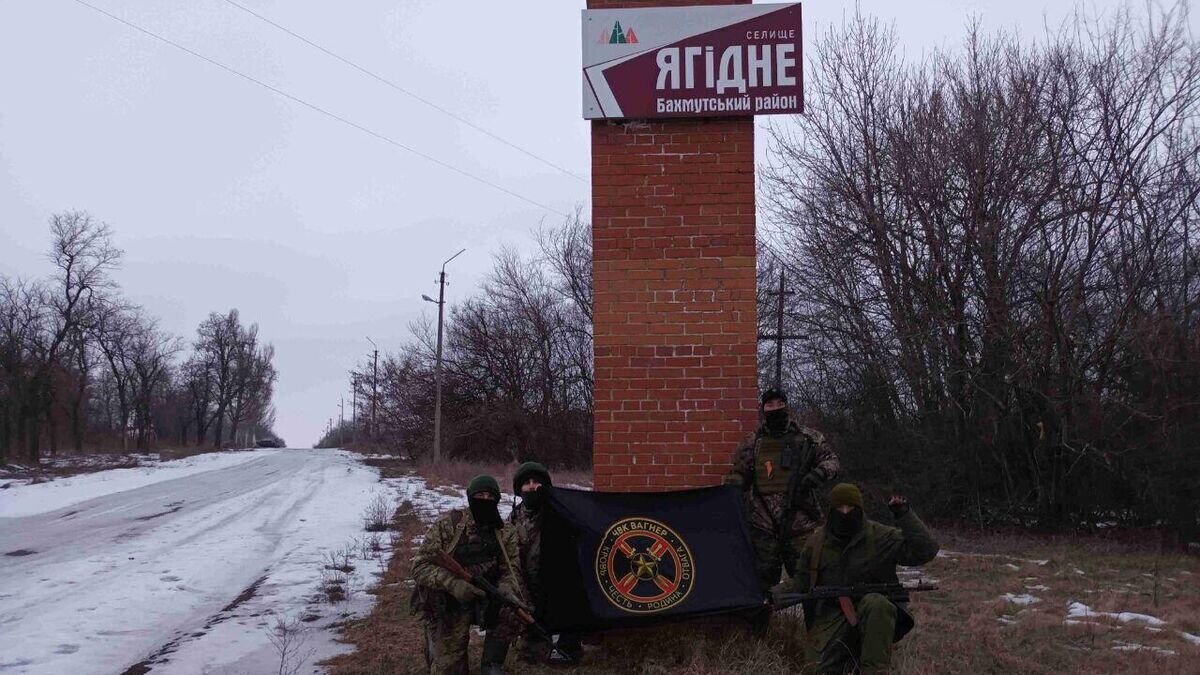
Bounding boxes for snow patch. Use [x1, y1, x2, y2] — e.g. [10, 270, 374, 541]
[1002, 593, 1041, 606]
[1112, 641, 1175, 656]
[939, 549, 1049, 566]
[1066, 601, 1167, 627]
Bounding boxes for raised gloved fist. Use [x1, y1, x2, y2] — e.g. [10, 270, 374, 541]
[448, 579, 485, 603]
[888, 494, 910, 518]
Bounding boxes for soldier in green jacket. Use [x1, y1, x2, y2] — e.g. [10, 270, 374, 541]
[725, 389, 841, 591]
[770, 483, 940, 674]
[410, 475, 526, 675]
[508, 461, 582, 663]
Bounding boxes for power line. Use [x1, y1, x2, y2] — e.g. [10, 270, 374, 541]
[69, 0, 570, 217]
[221, 0, 588, 184]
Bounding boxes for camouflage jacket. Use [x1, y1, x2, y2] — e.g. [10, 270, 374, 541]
[410, 507, 524, 616]
[508, 503, 544, 606]
[727, 420, 840, 536]
[782, 510, 939, 644]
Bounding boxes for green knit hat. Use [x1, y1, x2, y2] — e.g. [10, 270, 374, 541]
[830, 483, 864, 510]
[467, 474, 501, 500]
[512, 461, 552, 493]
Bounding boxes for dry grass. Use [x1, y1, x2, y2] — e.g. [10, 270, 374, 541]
[351, 455, 593, 494]
[410, 458, 593, 494]
[326, 465, 1199, 674]
[321, 499, 428, 675]
[890, 529, 1200, 674]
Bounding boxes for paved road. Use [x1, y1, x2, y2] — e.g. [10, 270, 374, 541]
[0, 449, 376, 674]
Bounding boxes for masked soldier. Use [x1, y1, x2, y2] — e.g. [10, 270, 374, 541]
[411, 475, 525, 675]
[726, 389, 840, 592]
[509, 461, 582, 663]
[771, 483, 940, 674]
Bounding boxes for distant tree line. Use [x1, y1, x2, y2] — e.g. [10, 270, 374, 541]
[321, 210, 593, 467]
[324, 6, 1197, 538]
[0, 212, 278, 462]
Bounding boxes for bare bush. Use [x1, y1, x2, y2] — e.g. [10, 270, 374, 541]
[361, 492, 393, 532]
[265, 614, 314, 675]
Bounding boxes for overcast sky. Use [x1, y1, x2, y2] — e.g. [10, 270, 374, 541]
[1, 0, 1188, 447]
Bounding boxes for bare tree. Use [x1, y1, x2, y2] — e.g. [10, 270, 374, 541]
[1, 214, 280, 460]
[762, 4, 1200, 537]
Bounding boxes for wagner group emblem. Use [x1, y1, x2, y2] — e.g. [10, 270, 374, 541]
[595, 517, 694, 613]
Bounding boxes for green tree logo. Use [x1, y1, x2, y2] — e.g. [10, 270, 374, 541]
[607, 21, 638, 45]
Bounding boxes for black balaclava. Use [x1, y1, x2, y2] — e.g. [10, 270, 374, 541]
[469, 497, 502, 529]
[761, 389, 790, 436]
[520, 486, 544, 510]
[764, 407, 789, 435]
[828, 507, 864, 542]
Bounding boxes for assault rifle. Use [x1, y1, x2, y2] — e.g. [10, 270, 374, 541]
[431, 550, 575, 662]
[770, 581, 939, 625]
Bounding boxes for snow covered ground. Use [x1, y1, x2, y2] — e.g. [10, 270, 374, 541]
[0, 450, 272, 518]
[0, 448, 399, 674]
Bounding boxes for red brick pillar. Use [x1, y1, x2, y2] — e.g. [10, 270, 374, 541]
[590, 0, 758, 492]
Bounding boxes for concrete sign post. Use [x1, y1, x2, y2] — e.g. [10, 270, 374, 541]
[586, 0, 796, 492]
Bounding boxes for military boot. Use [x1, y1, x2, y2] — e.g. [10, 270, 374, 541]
[480, 635, 508, 675]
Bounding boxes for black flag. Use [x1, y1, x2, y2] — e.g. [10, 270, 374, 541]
[539, 484, 763, 632]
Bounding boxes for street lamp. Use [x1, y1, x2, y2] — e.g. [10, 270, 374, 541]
[425, 248, 466, 463]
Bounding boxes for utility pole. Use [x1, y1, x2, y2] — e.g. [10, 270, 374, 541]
[339, 397, 345, 448]
[424, 248, 466, 463]
[351, 373, 357, 439]
[757, 268, 806, 390]
[367, 337, 379, 441]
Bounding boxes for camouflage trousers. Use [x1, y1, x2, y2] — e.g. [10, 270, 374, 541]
[422, 600, 520, 675]
[748, 526, 812, 591]
[806, 594, 898, 674]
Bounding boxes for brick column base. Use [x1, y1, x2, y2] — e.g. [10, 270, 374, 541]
[591, 115, 758, 491]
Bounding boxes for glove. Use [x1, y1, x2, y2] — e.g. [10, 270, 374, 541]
[447, 579, 485, 604]
[768, 581, 791, 605]
[888, 495, 910, 518]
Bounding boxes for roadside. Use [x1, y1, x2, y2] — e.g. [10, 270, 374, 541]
[325, 461, 1200, 675]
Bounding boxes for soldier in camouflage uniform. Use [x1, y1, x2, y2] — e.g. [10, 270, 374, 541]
[725, 389, 840, 592]
[769, 483, 940, 674]
[508, 461, 582, 663]
[411, 475, 526, 675]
